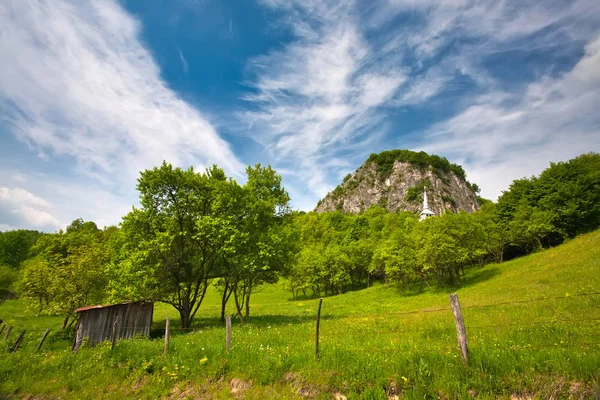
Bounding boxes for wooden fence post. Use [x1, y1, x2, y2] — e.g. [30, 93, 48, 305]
[11, 330, 26, 352]
[164, 317, 170, 355]
[449, 293, 469, 363]
[61, 315, 69, 330]
[4, 326, 13, 341]
[226, 315, 232, 353]
[315, 298, 323, 360]
[36, 329, 51, 352]
[111, 316, 119, 351]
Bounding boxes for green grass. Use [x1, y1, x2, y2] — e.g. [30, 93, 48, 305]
[2, 231, 600, 399]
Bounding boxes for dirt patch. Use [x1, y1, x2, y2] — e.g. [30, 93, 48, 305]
[386, 379, 400, 400]
[165, 382, 208, 400]
[510, 394, 534, 400]
[283, 372, 318, 398]
[568, 380, 600, 400]
[132, 376, 146, 392]
[569, 381, 584, 397]
[230, 378, 252, 395]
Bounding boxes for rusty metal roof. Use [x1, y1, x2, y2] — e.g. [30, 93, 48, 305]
[74, 300, 151, 313]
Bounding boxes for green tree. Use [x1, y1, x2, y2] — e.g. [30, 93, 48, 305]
[0, 229, 42, 269]
[55, 221, 109, 316]
[508, 203, 556, 250]
[230, 164, 295, 321]
[16, 257, 52, 313]
[117, 163, 234, 328]
[18, 220, 110, 319]
[0, 264, 18, 298]
[472, 203, 507, 262]
[497, 153, 600, 252]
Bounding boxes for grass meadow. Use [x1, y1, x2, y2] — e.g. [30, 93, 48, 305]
[1, 230, 600, 399]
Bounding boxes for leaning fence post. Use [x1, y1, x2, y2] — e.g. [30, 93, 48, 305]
[164, 317, 170, 355]
[226, 315, 232, 352]
[449, 293, 469, 363]
[4, 326, 13, 341]
[111, 316, 119, 351]
[36, 329, 51, 352]
[61, 315, 69, 330]
[11, 330, 26, 352]
[315, 298, 323, 360]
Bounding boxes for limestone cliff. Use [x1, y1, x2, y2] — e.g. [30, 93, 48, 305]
[315, 150, 480, 215]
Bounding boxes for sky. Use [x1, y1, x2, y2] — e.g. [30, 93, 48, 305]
[1, 0, 600, 232]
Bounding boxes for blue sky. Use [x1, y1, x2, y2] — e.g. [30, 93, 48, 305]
[1, 0, 600, 232]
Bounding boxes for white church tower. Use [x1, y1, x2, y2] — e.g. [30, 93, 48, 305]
[419, 187, 435, 221]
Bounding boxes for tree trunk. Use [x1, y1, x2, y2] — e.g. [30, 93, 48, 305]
[244, 285, 252, 320]
[233, 282, 245, 323]
[179, 309, 190, 329]
[220, 279, 233, 323]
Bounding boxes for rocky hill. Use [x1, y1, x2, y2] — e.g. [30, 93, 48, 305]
[315, 150, 480, 215]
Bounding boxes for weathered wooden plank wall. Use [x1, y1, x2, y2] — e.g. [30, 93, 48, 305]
[73, 301, 153, 351]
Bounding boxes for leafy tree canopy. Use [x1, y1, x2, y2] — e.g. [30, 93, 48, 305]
[0, 229, 42, 269]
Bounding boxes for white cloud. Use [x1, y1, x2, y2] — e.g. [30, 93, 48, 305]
[420, 35, 600, 200]
[0, 187, 60, 229]
[241, 0, 600, 209]
[0, 0, 245, 228]
[1, 0, 599, 220]
[16, 205, 60, 228]
[0, 169, 134, 231]
[0, 187, 49, 208]
[0, 0, 243, 187]
[240, 1, 407, 205]
[380, 0, 600, 57]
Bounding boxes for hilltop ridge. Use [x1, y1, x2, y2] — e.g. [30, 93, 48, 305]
[316, 149, 480, 214]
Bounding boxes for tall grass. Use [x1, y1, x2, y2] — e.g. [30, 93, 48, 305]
[1, 231, 599, 399]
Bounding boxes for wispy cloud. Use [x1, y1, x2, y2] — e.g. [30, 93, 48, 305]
[0, 0, 243, 184]
[420, 35, 600, 199]
[240, 1, 407, 200]
[0, 0, 244, 228]
[241, 0, 600, 207]
[226, 18, 235, 40]
[1, 0, 599, 226]
[177, 47, 190, 74]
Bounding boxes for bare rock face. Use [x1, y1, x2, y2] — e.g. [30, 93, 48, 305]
[315, 159, 479, 215]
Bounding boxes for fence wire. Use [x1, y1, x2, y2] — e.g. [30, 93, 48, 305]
[329, 291, 600, 322]
[3, 291, 599, 356]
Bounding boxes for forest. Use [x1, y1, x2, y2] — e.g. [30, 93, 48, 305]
[1, 152, 599, 329]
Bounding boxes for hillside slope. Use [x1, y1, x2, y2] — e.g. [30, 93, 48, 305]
[2, 230, 599, 399]
[316, 149, 479, 214]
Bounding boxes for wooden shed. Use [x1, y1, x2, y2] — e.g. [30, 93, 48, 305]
[72, 300, 153, 352]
